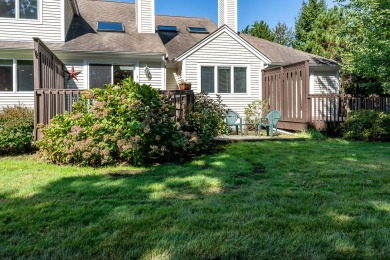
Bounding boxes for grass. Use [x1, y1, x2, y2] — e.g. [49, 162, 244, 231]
[1, 140, 390, 259]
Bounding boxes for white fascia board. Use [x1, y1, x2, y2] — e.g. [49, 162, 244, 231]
[175, 25, 271, 64]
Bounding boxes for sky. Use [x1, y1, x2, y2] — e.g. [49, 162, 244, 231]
[109, 0, 337, 31]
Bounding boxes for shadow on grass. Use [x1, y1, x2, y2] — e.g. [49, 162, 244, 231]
[1, 140, 390, 259]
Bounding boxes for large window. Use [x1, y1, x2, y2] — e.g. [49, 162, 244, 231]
[0, 0, 38, 20]
[0, 59, 34, 92]
[89, 64, 134, 89]
[201, 66, 247, 94]
[0, 60, 13, 92]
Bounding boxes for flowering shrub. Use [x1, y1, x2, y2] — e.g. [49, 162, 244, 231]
[37, 78, 227, 166]
[340, 110, 390, 141]
[0, 105, 34, 155]
[37, 78, 190, 166]
[183, 93, 226, 151]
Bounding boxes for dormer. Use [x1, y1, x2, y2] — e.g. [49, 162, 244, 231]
[0, 0, 79, 42]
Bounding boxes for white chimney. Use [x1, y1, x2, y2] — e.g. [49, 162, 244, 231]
[135, 0, 155, 33]
[218, 0, 238, 32]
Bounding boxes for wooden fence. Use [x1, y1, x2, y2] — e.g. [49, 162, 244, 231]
[310, 94, 390, 130]
[263, 61, 390, 131]
[263, 61, 310, 130]
[33, 38, 194, 140]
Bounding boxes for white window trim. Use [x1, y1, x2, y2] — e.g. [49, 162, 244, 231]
[86, 61, 138, 89]
[0, 0, 43, 24]
[0, 58, 34, 93]
[198, 64, 250, 95]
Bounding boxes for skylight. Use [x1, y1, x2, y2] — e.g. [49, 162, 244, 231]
[187, 27, 209, 34]
[97, 21, 125, 32]
[157, 25, 178, 32]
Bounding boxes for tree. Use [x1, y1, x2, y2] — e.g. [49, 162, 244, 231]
[272, 22, 294, 47]
[337, 0, 390, 93]
[294, 0, 327, 50]
[241, 20, 274, 41]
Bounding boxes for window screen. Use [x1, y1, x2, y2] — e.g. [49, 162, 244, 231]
[218, 67, 231, 93]
[0, 60, 13, 92]
[0, 0, 15, 18]
[234, 67, 246, 93]
[201, 67, 214, 93]
[89, 64, 111, 89]
[19, 0, 37, 19]
[17, 60, 34, 91]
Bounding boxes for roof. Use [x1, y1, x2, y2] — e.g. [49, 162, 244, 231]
[240, 33, 339, 66]
[54, 0, 166, 55]
[175, 25, 271, 64]
[155, 15, 217, 60]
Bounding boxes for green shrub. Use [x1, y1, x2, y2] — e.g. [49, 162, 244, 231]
[37, 78, 226, 166]
[340, 110, 390, 141]
[183, 93, 226, 151]
[244, 100, 269, 133]
[0, 105, 34, 155]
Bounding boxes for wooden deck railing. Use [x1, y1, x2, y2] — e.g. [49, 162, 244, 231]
[34, 89, 194, 139]
[309, 94, 390, 130]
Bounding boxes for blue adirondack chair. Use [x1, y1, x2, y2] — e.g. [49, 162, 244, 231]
[225, 109, 243, 135]
[258, 110, 281, 137]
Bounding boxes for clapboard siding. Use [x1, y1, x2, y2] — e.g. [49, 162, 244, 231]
[0, 0, 63, 42]
[136, 0, 155, 33]
[184, 31, 263, 116]
[166, 68, 179, 90]
[313, 70, 339, 94]
[63, 62, 85, 90]
[0, 93, 34, 109]
[139, 62, 162, 89]
[218, 0, 237, 32]
[64, 0, 74, 38]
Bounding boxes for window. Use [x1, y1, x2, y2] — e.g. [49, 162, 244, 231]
[201, 67, 214, 93]
[187, 27, 208, 34]
[97, 21, 125, 32]
[0, 0, 38, 20]
[157, 25, 178, 32]
[89, 64, 134, 89]
[17, 60, 34, 91]
[0, 59, 34, 92]
[0, 60, 13, 92]
[218, 67, 231, 93]
[234, 67, 247, 93]
[201, 66, 247, 94]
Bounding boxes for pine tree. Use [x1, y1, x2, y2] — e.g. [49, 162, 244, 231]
[272, 22, 294, 47]
[294, 0, 327, 50]
[241, 20, 274, 41]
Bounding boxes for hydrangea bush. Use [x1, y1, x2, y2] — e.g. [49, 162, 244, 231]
[0, 105, 34, 155]
[37, 78, 226, 166]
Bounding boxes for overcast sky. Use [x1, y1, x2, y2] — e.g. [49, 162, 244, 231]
[108, 0, 337, 31]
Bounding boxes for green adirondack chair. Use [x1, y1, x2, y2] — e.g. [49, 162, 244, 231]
[225, 109, 243, 135]
[258, 110, 281, 137]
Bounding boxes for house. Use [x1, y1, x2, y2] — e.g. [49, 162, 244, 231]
[0, 0, 340, 118]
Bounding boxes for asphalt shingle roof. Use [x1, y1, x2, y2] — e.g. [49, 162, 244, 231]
[0, 0, 338, 67]
[240, 33, 338, 66]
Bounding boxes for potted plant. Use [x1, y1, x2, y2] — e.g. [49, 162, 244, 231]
[179, 80, 192, 90]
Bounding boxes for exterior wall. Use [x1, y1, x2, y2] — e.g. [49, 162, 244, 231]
[0, 0, 63, 42]
[166, 68, 179, 90]
[64, 0, 75, 39]
[139, 62, 163, 89]
[136, 0, 155, 33]
[310, 69, 339, 94]
[63, 62, 85, 90]
[184, 31, 264, 116]
[218, 0, 237, 32]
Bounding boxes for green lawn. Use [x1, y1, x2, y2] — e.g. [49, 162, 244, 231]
[1, 140, 390, 259]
